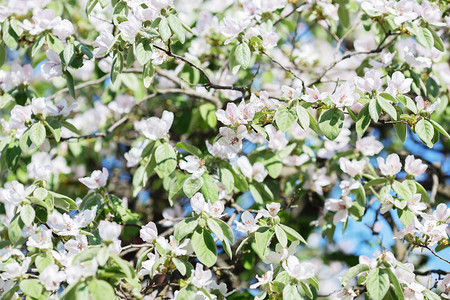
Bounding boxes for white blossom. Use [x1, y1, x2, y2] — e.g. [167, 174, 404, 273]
[98, 220, 121, 241]
[39, 264, 66, 291]
[136, 110, 174, 140]
[377, 154, 402, 176]
[79, 167, 109, 189]
[140, 222, 158, 243]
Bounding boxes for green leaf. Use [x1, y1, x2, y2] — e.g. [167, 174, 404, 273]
[143, 61, 155, 88]
[279, 224, 307, 245]
[159, 17, 171, 42]
[65, 71, 76, 99]
[135, 39, 153, 65]
[176, 142, 202, 157]
[199, 102, 217, 128]
[44, 120, 62, 142]
[249, 182, 273, 205]
[50, 191, 78, 211]
[20, 205, 35, 227]
[46, 33, 64, 53]
[283, 284, 301, 300]
[415, 27, 433, 49]
[20, 129, 32, 152]
[111, 52, 124, 84]
[230, 43, 251, 73]
[356, 104, 371, 136]
[348, 186, 366, 221]
[183, 176, 203, 197]
[385, 268, 404, 300]
[364, 178, 387, 188]
[428, 26, 444, 52]
[200, 173, 219, 204]
[398, 208, 414, 226]
[174, 217, 198, 241]
[377, 96, 397, 120]
[63, 44, 75, 66]
[275, 106, 297, 133]
[415, 119, 434, 147]
[8, 214, 24, 244]
[154, 143, 177, 178]
[6, 140, 21, 169]
[394, 122, 407, 142]
[274, 225, 288, 247]
[207, 218, 225, 241]
[341, 264, 370, 286]
[338, 3, 350, 28]
[214, 218, 234, 243]
[296, 105, 310, 130]
[423, 289, 442, 300]
[254, 227, 274, 259]
[392, 180, 412, 201]
[191, 228, 217, 267]
[318, 108, 344, 141]
[429, 119, 450, 139]
[110, 255, 136, 280]
[30, 122, 46, 148]
[0, 44, 5, 67]
[172, 257, 192, 276]
[35, 253, 54, 272]
[369, 98, 381, 123]
[86, 0, 99, 15]
[176, 285, 197, 300]
[366, 268, 390, 300]
[20, 279, 43, 299]
[88, 280, 115, 300]
[2, 20, 19, 50]
[1, 285, 19, 300]
[167, 15, 185, 44]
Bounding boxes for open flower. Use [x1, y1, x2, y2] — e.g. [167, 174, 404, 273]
[235, 211, 260, 234]
[282, 256, 315, 281]
[179, 156, 205, 179]
[98, 220, 121, 241]
[237, 156, 268, 182]
[191, 263, 212, 289]
[339, 157, 366, 177]
[140, 222, 158, 243]
[39, 264, 66, 291]
[377, 154, 402, 176]
[325, 196, 353, 225]
[386, 71, 413, 95]
[41, 50, 62, 80]
[79, 167, 109, 189]
[249, 265, 273, 289]
[257, 202, 281, 219]
[416, 96, 440, 114]
[330, 83, 359, 108]
[157, 235, 190, 256]
[404, 155, 427, 177]
[265, 124, 288, 151]
[136, 110, 174, 140]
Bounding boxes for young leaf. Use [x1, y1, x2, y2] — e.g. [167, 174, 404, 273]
[296, 105, 310, 130]
[159, 17, 171, 42]
[168, 15, 185, 44]
[366, 268, 390, 300]
[135, 39, 153, 65]
[20, 205, 35, 227]
[30, 122, 46, 148]
[415, 119, 434, 147]
[275, 106, 297, 133]
[318, 108, 344, 141]
[191, 228, 217, 267]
